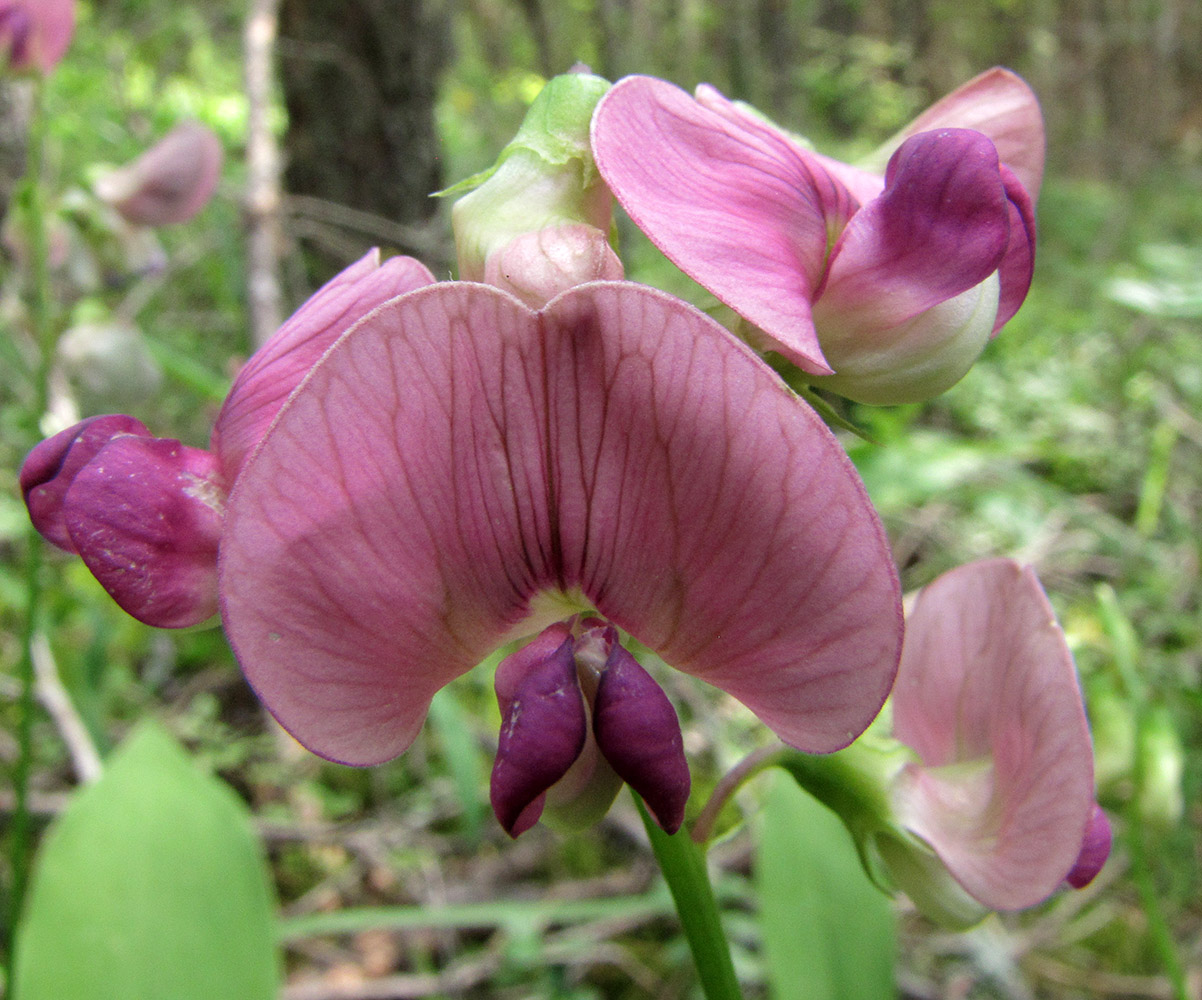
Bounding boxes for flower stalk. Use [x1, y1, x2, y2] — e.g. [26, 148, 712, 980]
[636, 794, 743, 1000]
[9, 71, 53, 961]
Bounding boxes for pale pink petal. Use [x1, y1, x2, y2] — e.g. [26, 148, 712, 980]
[593, 76, 859, 374]
[210, 251, 435, 481]
[220, 282, 901, 765]
[893, 68, 1045, 201]
[20, 414, 150, 552]
[96, 122, 223, 227]
[818, 130, 1009, 330]
[64, 436, 224, 628]
[892, 559, 1096, 910]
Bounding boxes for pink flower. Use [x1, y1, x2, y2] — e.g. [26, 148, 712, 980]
[591, 70, 1043, 404]
[95, 122, 224, 227]
[888, 559, 1108, 915]
[20, 250, 434, 627]
[217, 279, 904, 832]
[0, 0, 73, 74]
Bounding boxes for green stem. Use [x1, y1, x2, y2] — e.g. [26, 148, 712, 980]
[1126, 718, 1189, 1000]
[1097, 586, 1188, 1000]
[7, 74, 54, 967]
[635, 794, 743, 1000]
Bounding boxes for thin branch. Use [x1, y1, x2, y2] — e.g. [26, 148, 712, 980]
[32, 632, 102, 784]
[244, 0, 284, 347]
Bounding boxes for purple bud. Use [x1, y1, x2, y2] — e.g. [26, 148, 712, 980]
[490, 625, 587, 837]
[63, 435, 225, 628]
[592, 631, 691, 833]
[20, 414, 151, 552]
[1065, 803, 1111, 889]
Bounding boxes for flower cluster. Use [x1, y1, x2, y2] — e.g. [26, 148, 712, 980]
[22, 65, 1108, 922]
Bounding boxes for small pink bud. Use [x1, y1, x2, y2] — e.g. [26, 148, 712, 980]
[483, 224, 623, 309]
[96, 122, 223, 227]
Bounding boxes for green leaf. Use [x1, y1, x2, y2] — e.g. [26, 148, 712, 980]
[12, 720, 280, 1000]
[757, 773, 896, 1000]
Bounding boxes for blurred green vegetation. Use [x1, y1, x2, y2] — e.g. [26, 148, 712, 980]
[1, 1, 1199, 998]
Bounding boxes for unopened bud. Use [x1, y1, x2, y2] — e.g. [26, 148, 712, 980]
[450, 72, 621, 308]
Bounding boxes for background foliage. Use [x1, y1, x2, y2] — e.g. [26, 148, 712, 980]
[1, 1, 1199, 997]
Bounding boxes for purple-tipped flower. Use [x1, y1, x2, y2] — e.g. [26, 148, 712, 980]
[591, 70, 1042, 404]
[20, 250, 434, 627]
[887, 559, 1108, 916]
[218, 279, 903, 833]
[95, 122, 224, 227]
[1, 0, 73, 74]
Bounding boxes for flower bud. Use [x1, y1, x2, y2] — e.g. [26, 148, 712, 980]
[450, 72, 621, 308]
[95, 121, 223, 227]
[1, 0, 73, 74]
[56, 320, 163, 412]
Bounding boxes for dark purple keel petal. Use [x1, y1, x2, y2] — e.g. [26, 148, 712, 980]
[64, 435, 224, 628]
[993, 164, 1036, 332]
[1065, 804, 1111, 889]
[490, 627, 588, 837]
[592, 639, 690, 833]
[819, 129, 1009, 331]
[20, 414, 151, 552]
[211, 251, 435, 481]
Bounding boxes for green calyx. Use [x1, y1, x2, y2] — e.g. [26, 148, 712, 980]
[438, 71, 611, 198]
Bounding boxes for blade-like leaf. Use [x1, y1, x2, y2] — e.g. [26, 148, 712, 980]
[758, 772, 895, 1000]
[12, 721, 279, 1000]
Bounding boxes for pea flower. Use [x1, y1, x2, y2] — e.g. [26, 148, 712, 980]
[591, 70, 1042, 404]
[0, 0, 73, 74]
[218, 279, 904, 834]
[95, 122, 224, 227]
[783, 559, 1108, 926]
[20, 249, 434, 627]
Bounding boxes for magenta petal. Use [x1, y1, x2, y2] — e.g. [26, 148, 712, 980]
[220, 281, 900, 765]
[490, 625, 587, 837]
[64, 436, 224, 628]
[1065, 803, 1111, 889]
[593, 76, 859, 374]
[592, 635, 690, 833]
[892, 559, 1097, 910]
[211, 251, 435, 481]
[20, 415, 151, 552]
[819, 129, 1009, 331]
[993, 164, 1036, 332]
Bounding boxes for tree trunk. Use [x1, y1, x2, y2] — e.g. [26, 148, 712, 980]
[277, 0, 451, 283]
